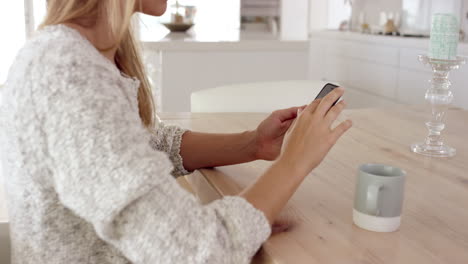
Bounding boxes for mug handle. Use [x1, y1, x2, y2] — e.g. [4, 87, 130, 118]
[366, 184, 383, 216]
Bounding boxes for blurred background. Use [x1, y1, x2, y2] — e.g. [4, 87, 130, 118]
[0, 0, 467, 113]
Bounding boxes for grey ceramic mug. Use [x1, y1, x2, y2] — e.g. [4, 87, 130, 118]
[353, 163, 406, 232]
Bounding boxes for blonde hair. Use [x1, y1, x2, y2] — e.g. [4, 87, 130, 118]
[40, 0, 155, 128]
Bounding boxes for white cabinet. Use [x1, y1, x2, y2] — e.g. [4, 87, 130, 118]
[310, 34, 401, 109]
[397, 69, 431, 104]
[280, 0, 309, 40]
[347, 60, 399, 99]
[323, 55, 347, 84]
[144, 40, 308, 112]
[344, 87, 403, 109]
[309, 31, 468, 109]
[451, 69, 468, 108]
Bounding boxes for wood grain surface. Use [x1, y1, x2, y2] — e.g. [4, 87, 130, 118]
[160, 106, 468, 264]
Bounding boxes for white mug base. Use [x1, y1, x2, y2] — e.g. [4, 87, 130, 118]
[353, 209, 401, 232]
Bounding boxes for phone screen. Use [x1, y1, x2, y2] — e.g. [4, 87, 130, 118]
[315, 83, 340, 106]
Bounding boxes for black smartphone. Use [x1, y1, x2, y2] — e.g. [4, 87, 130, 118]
[315, 83, 340, 106]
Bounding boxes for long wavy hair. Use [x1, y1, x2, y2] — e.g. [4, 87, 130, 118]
[39, 0, 155, 128]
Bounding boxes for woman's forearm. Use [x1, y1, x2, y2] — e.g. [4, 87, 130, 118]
[179, 131, 259, 171]
[240, 159, 306, 225]
[180, 131, 305, 225]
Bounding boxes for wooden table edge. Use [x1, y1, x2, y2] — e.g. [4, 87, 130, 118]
[185, 169, 277, 264]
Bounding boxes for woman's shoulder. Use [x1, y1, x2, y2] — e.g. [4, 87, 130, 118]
[9, 25, 119, 84]
[32, 25, 113, 72]
[6, 25, 137, 98]
[5, 24, 140, 117]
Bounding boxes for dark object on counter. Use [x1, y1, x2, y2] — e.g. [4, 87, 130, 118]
[162, 23, 194, 32]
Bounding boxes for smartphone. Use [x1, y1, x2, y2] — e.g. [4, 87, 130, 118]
[315, 83, 341, 106]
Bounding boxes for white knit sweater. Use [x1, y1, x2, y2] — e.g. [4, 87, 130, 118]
[0, 25, 270, 264]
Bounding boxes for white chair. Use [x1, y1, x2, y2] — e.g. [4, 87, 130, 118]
[190, 80, 328, 113]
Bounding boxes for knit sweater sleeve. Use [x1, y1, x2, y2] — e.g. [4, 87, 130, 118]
[149, 121, 191, 177]
[43, 61, 271, 263]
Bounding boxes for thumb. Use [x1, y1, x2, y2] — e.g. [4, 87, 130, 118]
[281, 119, 294, 130]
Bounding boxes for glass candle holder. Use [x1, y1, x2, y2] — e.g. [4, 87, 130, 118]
[411, 55, 466, 157]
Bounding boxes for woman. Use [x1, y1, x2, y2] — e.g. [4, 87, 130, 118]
[1, 0, 352, 263]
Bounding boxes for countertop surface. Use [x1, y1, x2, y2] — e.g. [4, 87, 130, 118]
[310, 30, 468, 54]
[140, 24, 308, 51]
[139, 26, 468, 53]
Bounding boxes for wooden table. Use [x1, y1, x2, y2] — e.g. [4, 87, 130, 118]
[160, 106, 468, 264]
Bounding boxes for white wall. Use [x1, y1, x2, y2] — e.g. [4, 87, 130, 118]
[0, 2, 26, 84]
[309, 0, 353, 31]
[327, 0, 352, 29]
[309, 0, 329, 31]
[281, 0, 309, 40]
[350, 0, 403, 30]
[351, 0, 466, 32]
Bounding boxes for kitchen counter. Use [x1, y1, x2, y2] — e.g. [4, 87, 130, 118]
[140, 24, 308, 51]
[310, 30, 468, 53]
[138, 24, 309, 112]
[308, 30, 468, 110]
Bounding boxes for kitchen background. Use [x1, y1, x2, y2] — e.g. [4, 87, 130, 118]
[1, 1, 468, 263]
[0, 0, 468, 113]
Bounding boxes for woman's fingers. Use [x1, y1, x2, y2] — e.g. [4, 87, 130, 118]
[331, 120, 353, 144]
[281, 119, 295, 132]
[325, 100, 346, 125]
[273, 106, 301, 122]
[304, 98, 322, 114]
[316, 87, 344, 117]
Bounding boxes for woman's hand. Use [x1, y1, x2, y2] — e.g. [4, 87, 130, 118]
[278, 87, 352, 177]
[254, 106, 306, 161]
[241, 88, 351, 225]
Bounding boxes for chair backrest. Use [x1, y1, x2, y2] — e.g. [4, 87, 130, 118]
[191, 80, 328, 113]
